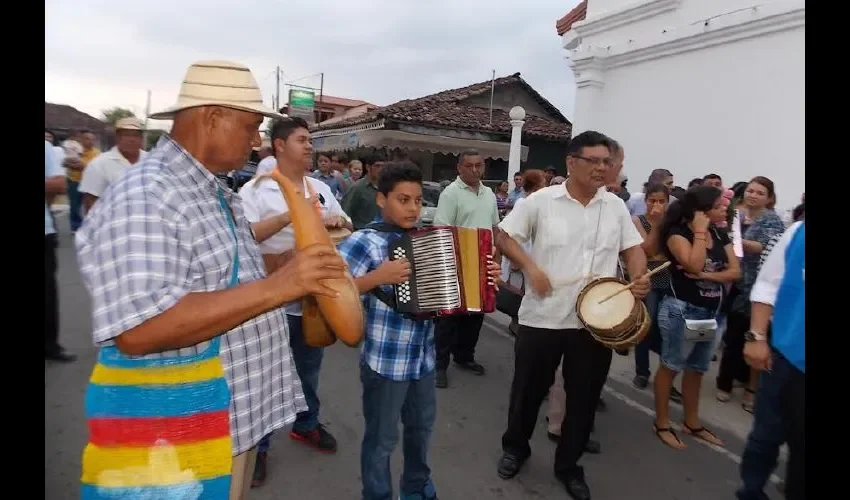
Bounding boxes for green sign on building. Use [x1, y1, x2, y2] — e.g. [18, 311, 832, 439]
[288, 89, 316, 123]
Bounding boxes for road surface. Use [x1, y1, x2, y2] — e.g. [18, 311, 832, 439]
[45, 216, 784, 499]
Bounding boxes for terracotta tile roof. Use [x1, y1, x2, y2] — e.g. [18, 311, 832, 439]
[313, 73, 571, 141]
[556, 0, 588, 36]
[45, 102, 108, 134]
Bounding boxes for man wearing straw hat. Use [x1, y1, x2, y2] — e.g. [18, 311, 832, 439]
[78, 117, 148, 212]
[76, 60, 347, 500]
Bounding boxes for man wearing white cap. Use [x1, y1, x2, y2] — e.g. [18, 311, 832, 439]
[76, 60, 346, 500]
[78, 117, 148, 212]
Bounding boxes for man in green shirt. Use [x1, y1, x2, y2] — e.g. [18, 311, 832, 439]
[341, 154, 386, 230]
[433, 149, 500, 388]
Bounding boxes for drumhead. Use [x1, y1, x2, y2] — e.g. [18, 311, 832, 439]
[578, 280, 636, 331]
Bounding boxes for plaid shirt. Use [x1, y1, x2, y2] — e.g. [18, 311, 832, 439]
[75, 136, 306, 456]
[337, 227, 436, 381]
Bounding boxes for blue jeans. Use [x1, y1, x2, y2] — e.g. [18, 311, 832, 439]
[737, 350, 805, 500]
[634, 289, 663, 378]
[657, 296, 719, 373]
[257, 314, 325, 452]
[67, 179, 83, 231]
[360, 362, 437, 500]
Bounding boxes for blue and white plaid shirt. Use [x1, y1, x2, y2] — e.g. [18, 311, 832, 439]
[337, 226, 436, 381]
[75, 135, 306, 456]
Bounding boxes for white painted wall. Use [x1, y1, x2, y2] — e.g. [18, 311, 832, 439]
[564, 0, 805, 213]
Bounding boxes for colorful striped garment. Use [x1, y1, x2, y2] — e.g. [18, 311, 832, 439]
[80, 187, 238, 499]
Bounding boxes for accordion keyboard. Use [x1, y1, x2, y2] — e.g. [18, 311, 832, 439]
[407, 228, 462, 311]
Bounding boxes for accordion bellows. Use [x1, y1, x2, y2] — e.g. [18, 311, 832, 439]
[390, 226, 496, 317]
[80, 341, 233, 499]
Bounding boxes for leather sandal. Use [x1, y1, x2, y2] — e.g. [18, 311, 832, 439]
[653, 424, 685, 449]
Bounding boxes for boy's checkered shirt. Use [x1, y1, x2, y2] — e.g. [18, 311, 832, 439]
[337, 228, 436, 382]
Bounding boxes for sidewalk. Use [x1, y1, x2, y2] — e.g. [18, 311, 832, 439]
[483, 310, 760, 443]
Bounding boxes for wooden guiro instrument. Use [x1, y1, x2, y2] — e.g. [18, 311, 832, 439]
[269, 169, 364, 347]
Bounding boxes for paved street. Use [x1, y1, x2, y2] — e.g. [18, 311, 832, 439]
[46, 216, 784, 499]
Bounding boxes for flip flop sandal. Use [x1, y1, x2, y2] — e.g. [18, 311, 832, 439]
[653, 424, 685, 449]
[742, 388, 756, 414]
[682, 423, 724, 446]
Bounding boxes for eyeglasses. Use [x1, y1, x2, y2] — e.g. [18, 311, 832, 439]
[569, 155, 615, 168]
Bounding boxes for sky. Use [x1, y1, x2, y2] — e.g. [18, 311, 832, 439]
[45, 0, 579, 131]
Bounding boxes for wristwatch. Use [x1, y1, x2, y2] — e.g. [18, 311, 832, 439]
[744, 330, 766, 342]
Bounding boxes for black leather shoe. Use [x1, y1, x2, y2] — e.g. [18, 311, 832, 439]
[435, 370, 448, 388]
[454, 360, 485, 376]
[584, 438, 601, 454]
[559, 470, 592, 500]
[497, 453, 525, 480]
[45, 350, 76, 362]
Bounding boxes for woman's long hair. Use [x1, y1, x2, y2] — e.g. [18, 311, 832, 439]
[658, 185, 722, 259]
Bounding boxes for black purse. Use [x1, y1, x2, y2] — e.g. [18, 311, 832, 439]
[496, 270, 525, 317]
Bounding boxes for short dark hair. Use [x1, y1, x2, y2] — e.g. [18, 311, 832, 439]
[792, 202, 805, 222]
[269, 117, 310, 155]
[362, 151, 387, 168]
[644, 183, 670, 200]
[703, 173, 722, 182]
[457, 149, 481, 164]
[688, 178, 703, 188]
[377, 161, 422, 195]
[566, 131, 614, 157]
[649, 169, 674, 184]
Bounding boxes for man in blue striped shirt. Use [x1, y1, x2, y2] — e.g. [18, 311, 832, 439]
[738, 220, 805, 500]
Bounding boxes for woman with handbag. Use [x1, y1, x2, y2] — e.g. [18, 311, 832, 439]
[653, 186, 741, 450]
[497, 169, 546, 335]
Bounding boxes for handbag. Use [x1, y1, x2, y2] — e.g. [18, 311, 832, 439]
[670, 280, 723, 343]
[80, 186, 238, 499]
[496, 270, 525, 317]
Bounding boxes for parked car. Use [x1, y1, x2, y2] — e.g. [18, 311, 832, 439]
[419, 181, 443, 226]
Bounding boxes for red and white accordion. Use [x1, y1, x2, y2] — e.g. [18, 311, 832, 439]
[388, 226, 496, 317]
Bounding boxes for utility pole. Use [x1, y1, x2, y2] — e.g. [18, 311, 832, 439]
[143, 89, 152, 145]
[275, 65, 281, 111]
[318, 72, 324, 123]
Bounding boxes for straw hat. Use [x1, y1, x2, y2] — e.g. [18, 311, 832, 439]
[149, 60, 284, 121]
[115, 117, 144, 131]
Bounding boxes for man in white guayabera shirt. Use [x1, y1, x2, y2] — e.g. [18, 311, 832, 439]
[78, 117, 148, 212]
[495, 131, 649, 500]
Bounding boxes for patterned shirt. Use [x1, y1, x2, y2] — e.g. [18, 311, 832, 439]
[75, 135, 306, 456]
[337, 226, 436, 381]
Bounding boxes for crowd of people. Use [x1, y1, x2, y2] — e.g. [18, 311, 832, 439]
[44, 60, 804, 500]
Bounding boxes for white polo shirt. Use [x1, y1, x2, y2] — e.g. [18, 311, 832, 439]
[78, 147, 147, 198]
[240, 175, 351, 316]
[256, 156, 277, 176]
[498, 185, 644, 330]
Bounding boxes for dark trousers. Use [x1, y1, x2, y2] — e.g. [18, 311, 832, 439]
[45, 234, 61, 355]
[67, 179, 83, 232]
[502, 326, 612, 477]
[737, 350, 805, 500]
[717, 311, 752, 392]
[435, 314, 484, 370]
[634, 289, 663, 378]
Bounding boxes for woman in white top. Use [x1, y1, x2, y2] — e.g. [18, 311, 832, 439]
[501, 169, 547, 334]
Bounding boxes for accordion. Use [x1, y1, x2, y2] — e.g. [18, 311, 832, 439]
[388, 226, 496, 317]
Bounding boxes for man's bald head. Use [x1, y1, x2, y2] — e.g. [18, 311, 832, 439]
[170, 106, 263, 173]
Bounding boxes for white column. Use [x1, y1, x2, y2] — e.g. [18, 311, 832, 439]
[507, 106, 526, 181]
[570, 52, 606, 134]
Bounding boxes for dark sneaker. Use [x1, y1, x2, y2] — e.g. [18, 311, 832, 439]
[251, 451, 267, 488]
[497, 452, 525, 479]
[633, 375, 649, 389]
[436, 369, 448, 388]
[454, 360, 485, 376]
[670, 387, 683, 404]
[289, 424, 337, 453]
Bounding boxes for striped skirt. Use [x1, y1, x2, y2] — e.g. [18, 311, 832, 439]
[80, 339, 232, 499]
